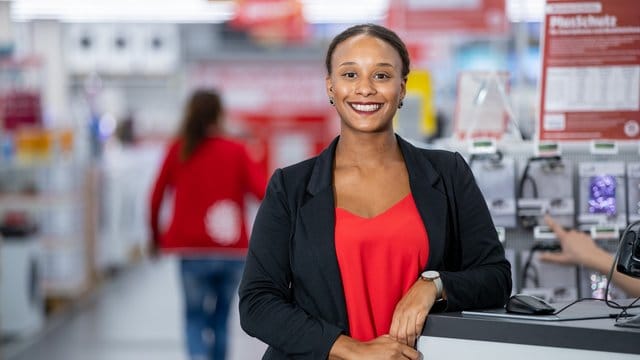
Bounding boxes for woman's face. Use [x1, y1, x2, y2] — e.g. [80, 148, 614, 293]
[326, 34, 406, 135]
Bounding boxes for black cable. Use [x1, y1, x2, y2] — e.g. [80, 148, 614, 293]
[517, 155, 561, 198]
[552, 297, 622, 316]
[518, 162, 538, 199]
[615, 297, 640, 322]
[520, 175, 539, 198]
[517, 155, 562, 229]
[521, 243, 560, 289]
[521, 248, 537, 288]
[526, 263, 540, 288]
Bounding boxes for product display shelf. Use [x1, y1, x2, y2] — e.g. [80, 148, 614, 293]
[0, 159, 93, 300]
[428, 138, 640, 301]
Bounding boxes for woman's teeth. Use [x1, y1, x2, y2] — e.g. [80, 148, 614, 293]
[351, 103, 381, 112]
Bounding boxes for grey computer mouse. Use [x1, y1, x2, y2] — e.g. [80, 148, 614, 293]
[506, 294, 556, 315]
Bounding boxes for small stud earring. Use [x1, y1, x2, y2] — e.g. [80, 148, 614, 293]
[329, 98, 335, 106]
[398, 100, 404, 109]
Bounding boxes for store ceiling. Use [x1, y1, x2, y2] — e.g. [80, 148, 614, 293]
[9, 0, 544, 23]
[10, 0, 387, 23]
[10, 0, 235, 23]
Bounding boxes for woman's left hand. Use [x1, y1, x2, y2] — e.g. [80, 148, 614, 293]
[389, 280, 437, 346]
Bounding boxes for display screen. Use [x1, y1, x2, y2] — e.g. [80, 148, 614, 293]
[588, 175, 617, 215]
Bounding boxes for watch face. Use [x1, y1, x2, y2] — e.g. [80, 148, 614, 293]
[422, 271, 439, 280]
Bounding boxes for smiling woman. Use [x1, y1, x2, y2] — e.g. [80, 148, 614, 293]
[327, 33, 405, 135]
[238, 23, 512, 360]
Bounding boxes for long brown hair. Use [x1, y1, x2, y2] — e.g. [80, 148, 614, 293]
[178, 89, 222, 161]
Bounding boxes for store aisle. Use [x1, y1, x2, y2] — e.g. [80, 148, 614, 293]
[4, 257, 267, 360]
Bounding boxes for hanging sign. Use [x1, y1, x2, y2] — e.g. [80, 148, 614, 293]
[229, 0, 308, 44]
[387, 0, 507, 35]
[538, 0, 640, 141]
[454, 71, 510, 140]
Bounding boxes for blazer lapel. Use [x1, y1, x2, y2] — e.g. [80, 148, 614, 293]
[398, 137, 448, 269]
[298, 137, 349, 329]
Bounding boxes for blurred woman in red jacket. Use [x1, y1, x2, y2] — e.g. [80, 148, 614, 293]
[150, 88, 266, 360]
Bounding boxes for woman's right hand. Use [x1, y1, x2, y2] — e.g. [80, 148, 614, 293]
[329, 334, 420, 360]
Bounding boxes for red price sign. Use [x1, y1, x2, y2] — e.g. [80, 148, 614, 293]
[538, 0, 640, 141]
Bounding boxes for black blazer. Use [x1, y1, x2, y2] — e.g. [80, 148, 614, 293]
[239, 135, 512, 359]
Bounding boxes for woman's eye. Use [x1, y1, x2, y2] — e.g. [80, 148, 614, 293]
[374, 73, 390, 80]
[342, 72, 357, 79]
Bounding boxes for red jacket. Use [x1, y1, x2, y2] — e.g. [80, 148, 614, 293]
[150, 136, 266, 255]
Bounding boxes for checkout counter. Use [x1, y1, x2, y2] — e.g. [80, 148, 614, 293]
[418, 304, 640, 359]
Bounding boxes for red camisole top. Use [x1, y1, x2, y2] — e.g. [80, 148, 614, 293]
[335, 193, 429, 341]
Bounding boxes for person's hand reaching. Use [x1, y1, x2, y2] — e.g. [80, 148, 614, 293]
[538, 215, 607, 269]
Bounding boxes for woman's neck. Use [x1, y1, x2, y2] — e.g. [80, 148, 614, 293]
[335, 131, 401, 168]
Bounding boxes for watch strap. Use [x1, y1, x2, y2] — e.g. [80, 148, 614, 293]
[433, 276, 443, 300]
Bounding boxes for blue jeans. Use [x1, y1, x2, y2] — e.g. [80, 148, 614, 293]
[180, 258, 244, 360]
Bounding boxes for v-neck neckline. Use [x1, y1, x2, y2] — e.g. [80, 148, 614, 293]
[336, 193, 412, 220]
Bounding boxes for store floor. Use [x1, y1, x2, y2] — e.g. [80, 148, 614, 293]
[4, 257, 267, 360]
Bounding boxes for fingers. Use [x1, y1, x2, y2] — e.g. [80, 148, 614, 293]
[388, 336, 420, 359]
[538, 251, 570, 265]
[390, 308, 410, 345]
[405, 315, 415, 347]
[408, 311, 427, 347]
[402, 346, 421, 360]
[391, 281, 433, 347]
[392, 313, 425, 347]
[389, 313, 400, 341]
[543, 215, 567, 239]
[390, 313, 413, 346]
[375, 335, 421, 359]
[415, 312, 426, 343]
[391, 315, 409, 345]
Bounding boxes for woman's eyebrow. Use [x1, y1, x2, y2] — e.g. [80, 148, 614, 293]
[337, 61, 395, 68]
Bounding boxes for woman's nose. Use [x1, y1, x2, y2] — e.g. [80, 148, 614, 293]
[355, 78, 376, 96]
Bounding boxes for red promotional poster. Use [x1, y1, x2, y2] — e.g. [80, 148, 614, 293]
[229, 0, 308, 43]
[538, 0, 640, 141]
[386, 0, 507, 35]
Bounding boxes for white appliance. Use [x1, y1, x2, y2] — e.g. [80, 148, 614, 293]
[0, 236, 44, 337]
